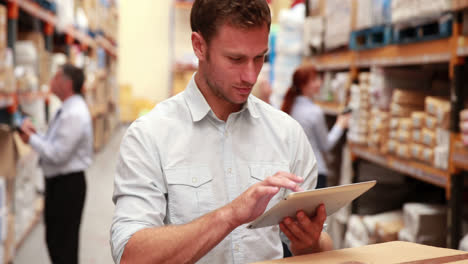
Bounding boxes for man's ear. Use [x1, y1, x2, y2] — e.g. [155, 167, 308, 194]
[192, 32, 207, 62]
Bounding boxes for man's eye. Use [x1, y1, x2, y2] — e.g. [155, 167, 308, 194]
[230, 57, 241, 62]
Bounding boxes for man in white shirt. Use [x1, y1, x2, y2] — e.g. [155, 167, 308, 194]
[19, 64, 93, 264]
[111, 1, 333, 263]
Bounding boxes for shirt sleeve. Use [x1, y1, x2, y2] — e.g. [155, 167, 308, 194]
[313, 110, 344, 152]
[29, 113, 85, 165]
[110, 118, 167, 264]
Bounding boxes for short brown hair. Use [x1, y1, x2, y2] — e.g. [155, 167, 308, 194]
[61, 64, 85, 95]
[191, 0, 271, 44]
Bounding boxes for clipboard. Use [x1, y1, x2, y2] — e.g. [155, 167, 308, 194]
[247, 180, 376, 229]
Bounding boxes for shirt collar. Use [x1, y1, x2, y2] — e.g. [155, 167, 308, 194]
[184, 73, 260, 122]
[60, 94, 81, 111]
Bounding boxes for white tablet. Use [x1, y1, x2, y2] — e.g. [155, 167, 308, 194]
[247, 180, 376, 229]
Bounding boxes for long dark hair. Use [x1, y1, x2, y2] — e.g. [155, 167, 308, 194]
[281, 65, 318, 114]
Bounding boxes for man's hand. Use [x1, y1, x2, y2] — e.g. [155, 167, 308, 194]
[279, 204, 328, 256]
[226, 172, 304, 227]
[18, 118, 36, 144]
[460, 109, 468, 145]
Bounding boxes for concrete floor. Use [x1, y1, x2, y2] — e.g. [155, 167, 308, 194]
[15, 126, 127, 264]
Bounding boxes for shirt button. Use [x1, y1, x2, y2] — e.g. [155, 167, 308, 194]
[192, 177, 198, 183]
[227, 168, 232, 174]
[234, 244, 239, 252]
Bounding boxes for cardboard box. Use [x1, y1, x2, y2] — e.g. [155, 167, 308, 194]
[425, 96, 450, 118]
[436, 128, 450, 148]
[253, 241, 467, 264]
[392, 89, 426, 107]
[421, 147, 434, 164]
[391, 103, 423, 117]
[396, 144, 410, 159]
[399, 118, 412, 131]
[388, 140, 398, 154]
[434, 146, 449, 170]
[412, 129, 422, 144]
[422, 128, 436, 147]
[399, 203, 447, 247]
[0, 5, 6, 49]
[411, 112, 425, 129]
[425, 115, 438, 130]
[390, 118, 399, 130]
[411, 144, 423, 160]
[397, 129, 411, 143]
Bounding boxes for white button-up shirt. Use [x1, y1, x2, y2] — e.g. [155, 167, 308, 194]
[111, 76, 318, 264]
[29, 94, 93, 177]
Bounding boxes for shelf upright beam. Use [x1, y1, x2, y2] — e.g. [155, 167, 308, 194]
[447, 11, 466, 250]
[43, 21, 54, 123]
[7, 1, 18, 63]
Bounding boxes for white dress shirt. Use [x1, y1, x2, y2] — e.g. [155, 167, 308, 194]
[290, 96, 344, 176]
[111, 76, 318, 264]
[29, 94, 93, 177]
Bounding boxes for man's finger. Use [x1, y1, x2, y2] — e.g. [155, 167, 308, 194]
[283, 217, 313, 245]
[279, 222, 300, 245]
[264, 174, 304, 192]
[311, 204, 327, 225]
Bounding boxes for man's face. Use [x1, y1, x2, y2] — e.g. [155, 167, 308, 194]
[50, 70, 71, 98]
[199, 23, 269, 105]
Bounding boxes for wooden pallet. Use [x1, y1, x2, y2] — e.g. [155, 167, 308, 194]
[393, 15, 453, 45]
[350, 25, 393, 51]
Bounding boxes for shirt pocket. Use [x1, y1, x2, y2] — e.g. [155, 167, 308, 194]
[248, 163, 290, 209]
[164, 166, 216, 224]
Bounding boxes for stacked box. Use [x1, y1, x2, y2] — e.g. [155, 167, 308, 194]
[348, 73, 371, 144]
[355, 0, 392, 30]
[392, 0, 452, 24]
[421, 96, 451, 169]
[388, 89, 425, 156]
[410, 112, 426, 160]
[398, 203, 447, 247]
[14, 151, 42, 244]
[324, 0, 354, 49]
[368, 109, 390, 153]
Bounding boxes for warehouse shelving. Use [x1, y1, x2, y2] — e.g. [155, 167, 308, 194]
[0, 1, 119, 261]
[305, 8, 468, 248]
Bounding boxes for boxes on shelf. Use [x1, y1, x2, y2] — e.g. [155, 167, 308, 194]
[93, 116, 105, 151]
[411, 112, 426, 129]
[392, 0, 453, 24]
[425, 96, 450, 130]
[0, 6, 6, 55]
[420, 147, 434, 164]
[398, 203, 447, 247]
[324, 0, 354, 49]
[355, 0, 392, 30]
[422, 128, 436, 147]
[303, 16, 324, 56]
[410, 144, 423, 159]
[348, 74, 371, 145]
[345, 211, 404, 248]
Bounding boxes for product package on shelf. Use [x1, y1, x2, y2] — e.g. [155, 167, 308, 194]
[303, 16, 324, 56]
[318, 72, 350, 105]
[324, 0, 353, 50]
[410, 144, 423, 160]
[423, 96, 451, 169]
[391, 0, 453, 24]
[345, 211, 404, 248]
[355, 0, 392, 30]
[398, 203, 447, 247]
[348, 74, 371, 145]
[270, 5, 304, 108]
